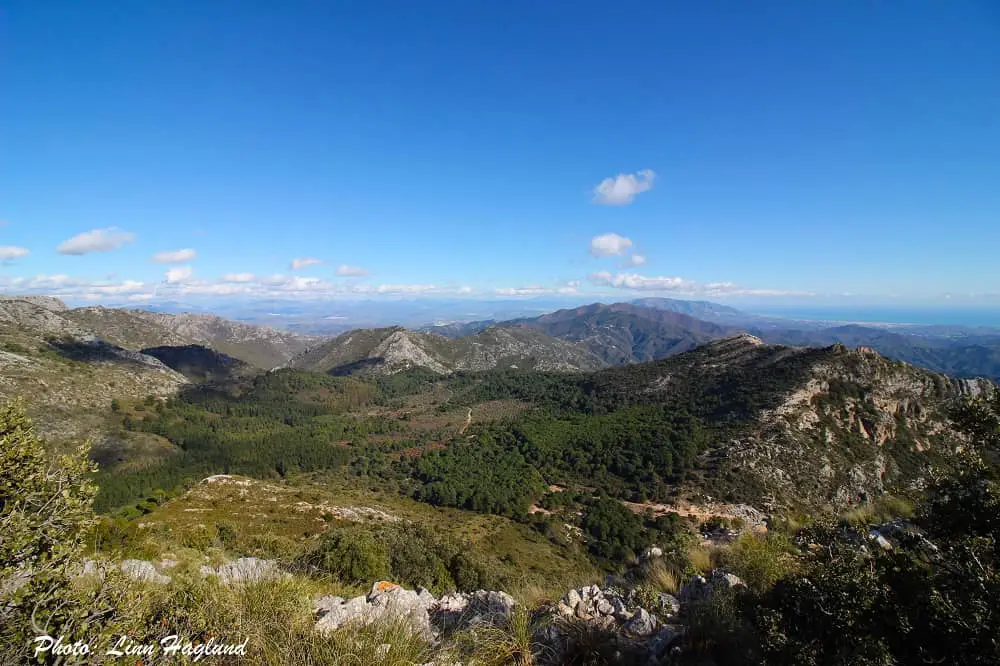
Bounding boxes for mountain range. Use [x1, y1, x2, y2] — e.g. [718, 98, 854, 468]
[3, 292, 1000, 444]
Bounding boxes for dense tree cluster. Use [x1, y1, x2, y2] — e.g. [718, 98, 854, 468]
[415, 431, 546, 518]
[302, 522, 505, 593]
[95, 370, 407, 510]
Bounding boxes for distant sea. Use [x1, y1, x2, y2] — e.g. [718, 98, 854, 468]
[747, 307, 1000, 328]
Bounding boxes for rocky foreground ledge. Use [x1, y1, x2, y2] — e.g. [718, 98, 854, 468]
[76, 556, 745, 665]
[314, 572, 744, 665]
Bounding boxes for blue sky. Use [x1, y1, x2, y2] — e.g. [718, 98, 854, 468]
[1, 1, 998, 307]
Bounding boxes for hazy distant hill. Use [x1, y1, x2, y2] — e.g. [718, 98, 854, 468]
[630, 297, 748, 321]
[285, 325, 605, 375]
[504, 302, 740, 365]
[758, 324, 1000, 381]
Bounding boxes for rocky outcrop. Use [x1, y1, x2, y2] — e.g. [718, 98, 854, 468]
[678, 571, 745, 603]
[313, 581, 516, 641]
[200, 558, 290, 585]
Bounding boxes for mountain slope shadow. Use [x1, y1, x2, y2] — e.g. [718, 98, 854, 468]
[141, 344, 254, 383]
[45, 337, 167, 369]
[327, 357, 386, 376]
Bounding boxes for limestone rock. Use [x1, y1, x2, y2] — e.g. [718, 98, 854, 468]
[204, 558, 289, 585]
[120, 559, 170, 584]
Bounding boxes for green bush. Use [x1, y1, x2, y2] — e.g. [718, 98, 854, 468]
[0, 400, 101, 661]
[718, 532, 795, 595]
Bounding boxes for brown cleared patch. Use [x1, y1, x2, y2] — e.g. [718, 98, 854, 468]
[400, 442, 447, 459]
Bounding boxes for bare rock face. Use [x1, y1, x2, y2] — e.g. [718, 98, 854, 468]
[432, 590, 516, 631]
[200, 558, 289, 585]
[120, 559, 171, 584]
[0, 295, 68, 312]
[312, 583, 517, 642]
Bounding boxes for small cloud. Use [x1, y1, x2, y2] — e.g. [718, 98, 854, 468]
[373, 284, 437, 294]
[151, 248, 197, 263]
[625, 254, 646, 266]
[495, 286, 550, 296]
[0, 246, 29, 261]
[336, 264, 369, 277]
[221, 272, 256, 283]
[589, 271, 812, 297]
[165, 266, 194, 283]
[57, 228, 135, 255]
[590, 233, 633, 257]
[495, 283, 580, 296]
[592, 169, 655, 205]
[589, 271, 689, 291]
[290, 257, 323, 270]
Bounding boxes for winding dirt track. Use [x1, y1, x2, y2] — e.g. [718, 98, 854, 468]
[458, 408, 472, 435]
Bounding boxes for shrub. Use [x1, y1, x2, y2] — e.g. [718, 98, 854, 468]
[0, 400, 100, 660]
[718, 532, 795, 595]
[307, 527, 391, 585]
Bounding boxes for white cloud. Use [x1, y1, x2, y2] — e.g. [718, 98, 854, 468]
[221, 272, 256, 283]
[590, 233, 633, 257]
[625, 254, 646, 266]
[589, 271, 812, 297]
[92, 280, 147, 294]
[0, 246, 29, 261]
[592, 169, 656, 205]
[1, 274, 148, 297]
[373, 284, 438, 295]
[336, 264, 369, 277]
[590, 271, 689, 291]
[57, 228, 135, 255]
[495, 283, 580, 296]
[290, 257, 322, 270]
[165, 266, 194, 283]
[151, 248, 197, 263]
[495, 285, 550, 296]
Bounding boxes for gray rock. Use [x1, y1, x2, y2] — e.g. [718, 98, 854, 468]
[612, 597, 633, 621]
[314, 595, 378, 634]
[711, 571, 744, 590]
[680, 570, 745, 603]
[679, 575, 710, 603]
[596, 599, 615, 616]
[211, 558, 289, 585]
[624, 608, 660, 637]
[120, 559, 170, 584]
[647, 624, 685, 660]
[366, 585, 435, 640]
[564, 588, 582, 609]
[657, 593, 680, 616]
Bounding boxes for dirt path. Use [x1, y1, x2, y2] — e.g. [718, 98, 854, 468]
[624, 500, 768, 531]
[458, 407, 472, 435]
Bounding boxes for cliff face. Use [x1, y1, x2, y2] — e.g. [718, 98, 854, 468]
[688, 340, 994, 510]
